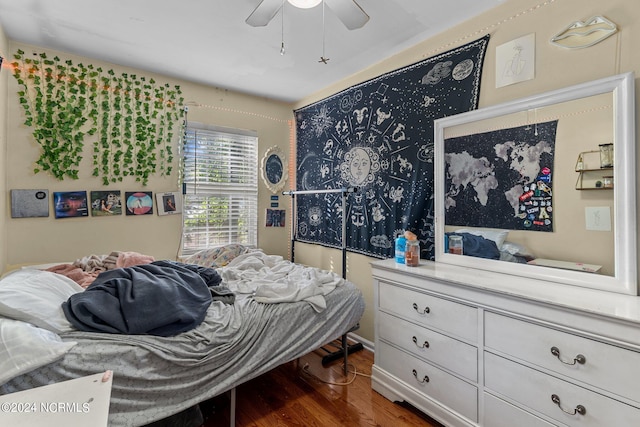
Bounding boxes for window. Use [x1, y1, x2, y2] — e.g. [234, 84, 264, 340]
[182, 123, 258, 255]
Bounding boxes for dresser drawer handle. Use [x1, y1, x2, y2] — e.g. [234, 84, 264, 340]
[412, 336, 430, 348]
[412, 302, 430, 315]
[551, 394, 586, 416]
[412, 369, 429, 383]
[550, 346, 586, 365]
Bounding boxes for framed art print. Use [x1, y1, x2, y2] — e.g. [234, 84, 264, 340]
[90, 190, 122, 216]
[53, 191, 89, 219]
[266, 208, 286, 227]
[11, 189, 49, 218]
[125, 192, 153, 216]
[156, 192, 182, 216]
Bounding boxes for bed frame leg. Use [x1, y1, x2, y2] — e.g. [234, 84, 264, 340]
[320, 331, 364, 374]
[229, 387, 236, 427]
[342, 334, 349, 375]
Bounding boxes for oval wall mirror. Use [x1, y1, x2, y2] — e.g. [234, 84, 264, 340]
[434, 72, 636, 295]
[261, 146, 288, 193]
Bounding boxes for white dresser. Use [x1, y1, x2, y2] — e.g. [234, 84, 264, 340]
[371, 259, 640, 427]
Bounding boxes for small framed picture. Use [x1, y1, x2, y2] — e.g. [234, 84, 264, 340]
[11, 189, 49, 218]
[90, 190, 122, 216]
[266, 208, 286, 227]
[125, 191, 154, 216]
[156, 192, 182, 216]
[53, 191, 89, 219]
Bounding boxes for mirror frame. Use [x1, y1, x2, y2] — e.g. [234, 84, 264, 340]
[434, 72, 637, 295]
[261, 146, 288, 194]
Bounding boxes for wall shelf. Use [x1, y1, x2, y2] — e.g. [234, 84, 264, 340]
[575, 150, 613, 190]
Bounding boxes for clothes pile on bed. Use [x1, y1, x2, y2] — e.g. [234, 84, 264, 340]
[46, 250, 156, 288]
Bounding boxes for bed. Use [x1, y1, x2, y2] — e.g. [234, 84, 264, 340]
[445, 228, 535, 264]
[0, 245, 365, 426]
[444, 229, 603, 273]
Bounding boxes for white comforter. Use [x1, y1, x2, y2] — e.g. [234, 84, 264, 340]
[220, 251, 344, 312]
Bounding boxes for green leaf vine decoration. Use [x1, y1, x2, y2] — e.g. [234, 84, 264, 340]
[11, 49, 184, 185]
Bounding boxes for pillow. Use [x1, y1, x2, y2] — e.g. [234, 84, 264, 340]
[455, 228, 508, 249]
[501, 241, 536, 260]
[0, 318, 76, 385]
[499, 251, 528, 264]
[183, 244, 248, 267]
[21, 262, 70, 271]
[0, 269, 84, 334]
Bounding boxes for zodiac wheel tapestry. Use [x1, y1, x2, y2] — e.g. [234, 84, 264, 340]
[294, 35, 490, 259]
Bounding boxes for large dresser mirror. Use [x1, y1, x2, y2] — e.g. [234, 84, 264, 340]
[434, 72, 637, 295]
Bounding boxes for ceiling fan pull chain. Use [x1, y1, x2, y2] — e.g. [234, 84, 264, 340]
[280, 0, 286, 55]
[319, 0, 330, 64]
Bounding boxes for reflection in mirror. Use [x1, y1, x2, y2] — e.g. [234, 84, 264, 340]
[434, 73, 636, 295]
[261, 146, 288, 193]
[266, 154, 284, 185]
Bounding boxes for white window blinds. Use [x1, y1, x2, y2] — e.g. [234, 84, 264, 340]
[182, 123, 258, 254]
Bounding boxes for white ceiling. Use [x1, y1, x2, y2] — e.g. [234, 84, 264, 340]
[0, 0, 504, 103]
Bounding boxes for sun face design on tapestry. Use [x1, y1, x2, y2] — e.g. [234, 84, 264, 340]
[294, 36, 490, 259]
[340, 147, 380, 186]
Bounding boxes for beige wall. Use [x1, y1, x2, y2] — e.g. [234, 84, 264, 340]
[3, 42, 293, 268]
[293, 0, 640, 343]
[0, 22, 8, 274]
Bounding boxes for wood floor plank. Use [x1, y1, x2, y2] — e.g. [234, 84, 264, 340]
[200, 345, 445, 427]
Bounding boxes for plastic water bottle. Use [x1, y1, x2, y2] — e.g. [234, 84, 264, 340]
[395, 235, 407, 264]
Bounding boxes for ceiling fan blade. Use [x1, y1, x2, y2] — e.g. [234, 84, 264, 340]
[246, 0, 283, 27]
[324, 0, 370, 30]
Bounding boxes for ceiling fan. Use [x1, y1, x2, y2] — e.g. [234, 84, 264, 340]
[246, 0, 370, 30]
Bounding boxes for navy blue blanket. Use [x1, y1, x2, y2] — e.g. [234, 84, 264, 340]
[446, 232, 500, 260]
[62, 261, 219, 336]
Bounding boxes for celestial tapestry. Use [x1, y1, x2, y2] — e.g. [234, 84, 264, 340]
[444, 120, 558, 232]
[293, 35, 490, 259]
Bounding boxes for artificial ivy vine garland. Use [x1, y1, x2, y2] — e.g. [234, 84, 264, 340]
[11, 49, 184, 185]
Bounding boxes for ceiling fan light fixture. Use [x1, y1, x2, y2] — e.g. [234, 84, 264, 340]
[287, 0, 322, 9]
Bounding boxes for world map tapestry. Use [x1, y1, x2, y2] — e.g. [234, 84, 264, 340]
[293, 35, 490, 259]
[444, 120, 558, 232]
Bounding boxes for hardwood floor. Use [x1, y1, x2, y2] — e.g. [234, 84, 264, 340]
[199, 344, 445, 427]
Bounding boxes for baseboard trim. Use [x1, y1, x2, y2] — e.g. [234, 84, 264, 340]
[348, 332, 374, 353]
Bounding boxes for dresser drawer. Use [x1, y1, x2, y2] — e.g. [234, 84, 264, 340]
[379, 281, 477, 343]
[484, 392, 559, 427]
[378, 311, 477, 381]
[485, 352, 640, 427]
[485, 311, 640, 403]
[378, 342, 478, 422]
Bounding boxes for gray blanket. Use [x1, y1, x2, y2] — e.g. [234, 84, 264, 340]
[61, 261, 220, 336]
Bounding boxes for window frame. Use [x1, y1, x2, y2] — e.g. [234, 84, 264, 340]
[182, 122, 258, 255]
